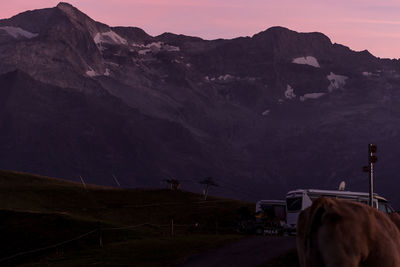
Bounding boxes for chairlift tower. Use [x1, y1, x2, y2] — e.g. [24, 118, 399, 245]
[199, 177, 218, 200]
[163, 178, 181, 190]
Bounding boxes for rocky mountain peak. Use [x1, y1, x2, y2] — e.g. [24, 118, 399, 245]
[251, 26, 333, 59]
[56, 2, 107, 36]
[56, 2, 74, 9]
[56, 2, 85, 19]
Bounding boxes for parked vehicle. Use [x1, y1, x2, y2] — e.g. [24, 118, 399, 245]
[236, 200, 287, 235]
[285, 189, 394, 234]
[236, 206, 257, 234]
[255, 200, 286, 235]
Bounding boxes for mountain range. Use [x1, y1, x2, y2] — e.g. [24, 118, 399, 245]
[1, 2, 400, 206]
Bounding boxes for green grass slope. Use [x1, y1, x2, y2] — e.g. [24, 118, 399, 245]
[0, 170, 252, 266]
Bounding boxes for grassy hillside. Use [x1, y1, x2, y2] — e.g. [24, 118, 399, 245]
[0, 170, 252, 266]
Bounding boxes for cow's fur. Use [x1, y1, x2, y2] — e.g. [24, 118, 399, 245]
[297, 197, 400, 267]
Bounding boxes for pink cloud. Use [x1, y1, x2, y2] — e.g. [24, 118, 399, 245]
[342, 19, 400, 25]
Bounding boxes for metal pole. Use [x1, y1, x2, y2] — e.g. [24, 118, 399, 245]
[369, 144, 374, 207]
[99, 228, 103, 248]
[204, 184, 209, 200]
[79, 175, 87, 190]
[112, 174, 121, 188]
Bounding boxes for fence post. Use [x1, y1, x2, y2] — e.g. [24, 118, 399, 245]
[171, 219, 174, 237]
[98, 223, 103, 248]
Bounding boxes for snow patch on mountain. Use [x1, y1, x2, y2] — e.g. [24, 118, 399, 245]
[0, 26, 38, 39]
[164, 44, 180, 52]
[208, 74, 236, 82]
[206, 75, 258, 83]
[300, 93, 325, 101]
[138, 49, 151, 55]
[262, 110, 270, 116]
[131, 42, 145, 47]
[327, 72, 348, 92]
[86, 67, 99, 77]
[292, 56, 320, 68]
[362, 71, 373, 76]
[94, 31, 128, 48]
[218, 74, 235, 81]
[137, 42, 180, 55]
[285, 85, 296, 99]
[147, 42, 162, 51]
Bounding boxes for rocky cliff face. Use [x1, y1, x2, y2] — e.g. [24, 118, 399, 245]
[1, 2, 400, 205]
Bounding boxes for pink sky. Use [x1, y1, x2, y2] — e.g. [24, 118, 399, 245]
[1, 0, 400, 59]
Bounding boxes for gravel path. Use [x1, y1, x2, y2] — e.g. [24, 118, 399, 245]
[178, 236, 296, 267]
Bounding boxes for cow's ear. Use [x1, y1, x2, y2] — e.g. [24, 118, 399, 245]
[322, 210, 342, 224]
[322, 199, 343, 223]
[310, 199, 343, 230]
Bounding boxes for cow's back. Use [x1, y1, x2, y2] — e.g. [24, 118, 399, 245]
[297, 197, 400, 267]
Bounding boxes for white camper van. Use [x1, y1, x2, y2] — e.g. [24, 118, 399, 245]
[285, 189, 394, 233]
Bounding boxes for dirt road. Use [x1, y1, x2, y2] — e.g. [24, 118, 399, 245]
[178, 236, 296, 267]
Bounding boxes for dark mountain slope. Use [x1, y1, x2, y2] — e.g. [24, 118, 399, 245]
[0, 70, 221, 188]
[1, 3, 400, 205]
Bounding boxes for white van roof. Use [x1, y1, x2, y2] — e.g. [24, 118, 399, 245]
[286, 189, 388, 202]
[256, 200, 285, 205]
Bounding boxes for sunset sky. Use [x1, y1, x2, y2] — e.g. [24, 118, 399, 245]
[1, 0, 399, 59]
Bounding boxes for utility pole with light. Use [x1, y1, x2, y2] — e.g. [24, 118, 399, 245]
[363, 144, 377, 207]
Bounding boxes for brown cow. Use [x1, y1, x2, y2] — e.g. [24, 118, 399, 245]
[297, 197, 400, 267]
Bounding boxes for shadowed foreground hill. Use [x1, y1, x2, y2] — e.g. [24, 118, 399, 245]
[0, 170, 250, 225]
[0, 170, 252, 266]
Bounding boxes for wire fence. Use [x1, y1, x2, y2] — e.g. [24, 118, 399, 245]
[0, 229, 98, 263]
[0, 219, 238, 264]
[0, 182, 255, 264]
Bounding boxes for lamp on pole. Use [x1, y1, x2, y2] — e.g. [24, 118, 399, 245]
[363, 144, 377, 207]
